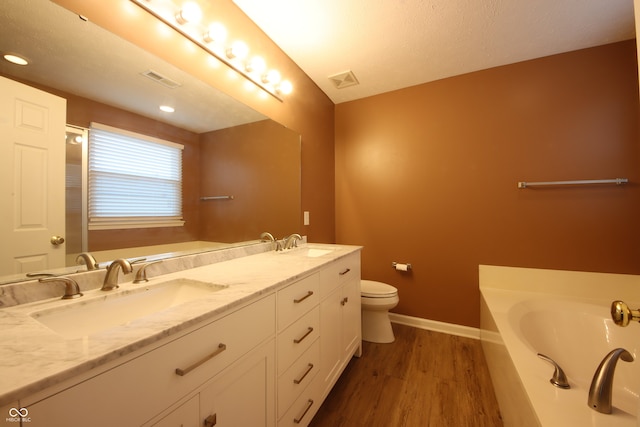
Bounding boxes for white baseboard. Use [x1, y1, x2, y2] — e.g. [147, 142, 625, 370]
[389, 312, 480, 340]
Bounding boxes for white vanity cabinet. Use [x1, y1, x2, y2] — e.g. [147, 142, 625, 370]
[277, 252, 362, 427]
[24, 294, 276, 427]
[276, 273, 322, 425]
[319, 252, 362, 398]
[14, 247, 362, 427]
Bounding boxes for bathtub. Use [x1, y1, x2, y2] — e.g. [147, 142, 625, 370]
[480, 265, 640, 427]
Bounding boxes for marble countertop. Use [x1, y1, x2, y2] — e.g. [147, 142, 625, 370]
[0, 243, 361, 406]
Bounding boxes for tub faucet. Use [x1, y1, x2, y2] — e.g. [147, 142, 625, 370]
[587, 348, 634, 414]
[102, 258, 133, 291]
[76, 252, 99, 271]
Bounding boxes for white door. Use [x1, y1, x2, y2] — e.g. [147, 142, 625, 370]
[0, 76, 67, 275]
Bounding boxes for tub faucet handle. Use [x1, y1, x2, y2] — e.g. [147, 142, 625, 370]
[611, 300, 640, 327]
[537, 353, 570, 389]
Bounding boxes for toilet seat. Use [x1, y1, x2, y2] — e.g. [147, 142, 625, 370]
[361, 280, 398, 298]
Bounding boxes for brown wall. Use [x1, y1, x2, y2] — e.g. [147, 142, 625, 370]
[199, 120, 301, 241]
[336, 41, 640, 328]
[54, 0, 336, 243]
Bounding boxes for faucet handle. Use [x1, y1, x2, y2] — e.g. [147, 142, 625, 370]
[39, 276, 83, 300]
[133, 260, 162, 284]
[537, 353, 570, 389]
[611, 300, 640, 327]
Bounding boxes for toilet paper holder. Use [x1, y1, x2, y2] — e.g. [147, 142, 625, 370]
[392, 262, 412, 271]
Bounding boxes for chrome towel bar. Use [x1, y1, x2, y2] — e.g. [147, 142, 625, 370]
[200, 195, 234, 200]
[517, 178, 628, 189]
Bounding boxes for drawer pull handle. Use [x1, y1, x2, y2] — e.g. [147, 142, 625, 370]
[204, 414, 217, 426]
[293, 363, 314, 384]
[341, 296, 349, 306]
[339, 268, 351, 276]
[293, 399, 314, 424]
[293, 327, 314, 344]
[175, 343, 227, 376]
[293, 290, 314, 304]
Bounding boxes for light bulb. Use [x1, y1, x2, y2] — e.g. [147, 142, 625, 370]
[277, 80, 293, 95]
[262, 69, 281, 85]
[203, 22, 226, 44]
[246, 56, 266, 74]
[226, 41, 249, 60]
[175, 2, 202, 25]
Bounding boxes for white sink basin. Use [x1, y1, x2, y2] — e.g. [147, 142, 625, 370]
[30, 279, 227, 338]
[304, 248, 334, 257]
[283, 246, 335, 258]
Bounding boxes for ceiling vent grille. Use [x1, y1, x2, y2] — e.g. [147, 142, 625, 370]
[328, 70, 359, 89]
[141, 70, 182, 89]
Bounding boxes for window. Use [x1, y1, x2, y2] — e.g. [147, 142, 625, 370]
[88, 122, 184, 230]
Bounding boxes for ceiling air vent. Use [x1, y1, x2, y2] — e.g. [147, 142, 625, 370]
[328, 70, 359, 89]
[141, 70, 182, 89]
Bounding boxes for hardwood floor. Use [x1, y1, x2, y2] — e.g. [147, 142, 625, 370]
[309, 323, 503, 427]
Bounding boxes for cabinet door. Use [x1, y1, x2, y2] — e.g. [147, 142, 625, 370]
[319, 286, 342, 397]
[200, 340, 275, 427]
[341, 278, 361, 358]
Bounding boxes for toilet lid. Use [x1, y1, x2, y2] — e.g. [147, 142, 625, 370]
[361, 280, 398, 298]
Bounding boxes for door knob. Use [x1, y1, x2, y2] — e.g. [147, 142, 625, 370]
[50, 235, 65, 246]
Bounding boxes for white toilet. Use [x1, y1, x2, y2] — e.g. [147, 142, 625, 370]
[360, 280, 399, 343]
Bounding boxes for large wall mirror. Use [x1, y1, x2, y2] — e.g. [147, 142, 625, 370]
[0, 0, 301, 284]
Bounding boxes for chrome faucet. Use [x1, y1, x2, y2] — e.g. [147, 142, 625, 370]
[102, 258, 133, 291]
[260, 232, 281, 251]
[284, 233, 302, 249]
[39, 276, 83, 299]
[587, 348, 634, 413]
[76, 252, 99, 271]
[260, 232, 275, 243]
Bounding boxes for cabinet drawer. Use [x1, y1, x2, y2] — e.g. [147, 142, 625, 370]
[319, 253, 361, 298]
[277, 339, 320, 417]
[278, 374, 322, 427]
[26, 294, 276, 427]
[277, 273, 319, 330]
[277, 306, 320, 374]
[151, 395, 199, 427]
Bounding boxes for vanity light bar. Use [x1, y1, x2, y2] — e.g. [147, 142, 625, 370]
[130, 0, 292, 101]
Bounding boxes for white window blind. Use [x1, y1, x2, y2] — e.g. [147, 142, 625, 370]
[88, 122, 184, 230]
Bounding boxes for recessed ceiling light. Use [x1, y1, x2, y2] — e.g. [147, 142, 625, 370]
[159, 105, 175, 113]
[3, 54, 28, 66]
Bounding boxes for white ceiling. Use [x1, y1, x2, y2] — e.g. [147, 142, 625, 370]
[233, 0, 637, 104]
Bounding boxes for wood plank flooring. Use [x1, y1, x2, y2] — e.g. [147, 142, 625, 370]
[309, 323, 503, 427]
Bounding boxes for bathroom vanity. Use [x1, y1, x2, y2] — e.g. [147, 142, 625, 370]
[0, 243, 361, 426]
